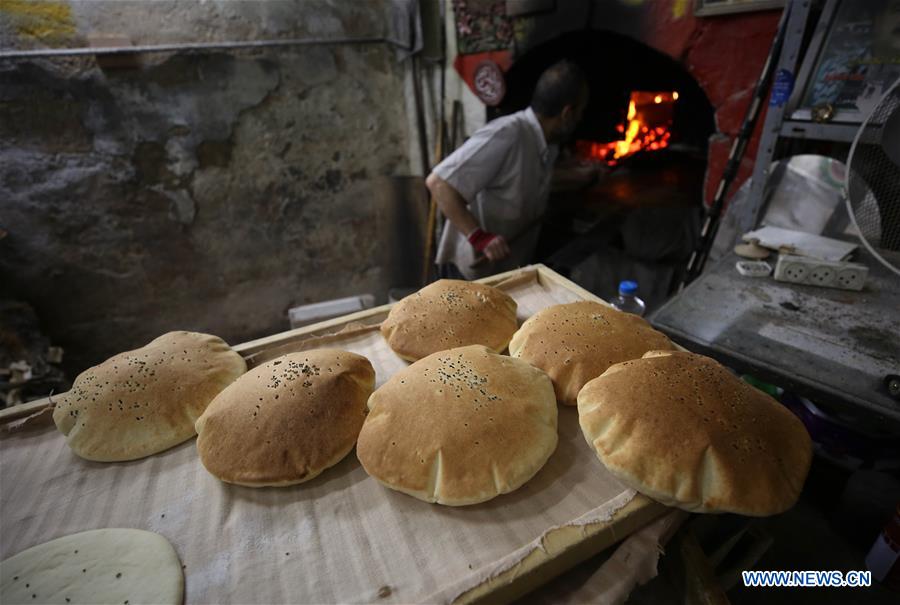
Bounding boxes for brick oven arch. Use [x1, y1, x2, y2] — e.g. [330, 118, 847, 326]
[490, 29, 715, 159]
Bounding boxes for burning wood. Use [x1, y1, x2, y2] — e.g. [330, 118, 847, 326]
[577, 91, 677, 165]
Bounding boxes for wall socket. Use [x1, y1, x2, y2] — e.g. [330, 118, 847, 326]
[774, 254, 868, 291]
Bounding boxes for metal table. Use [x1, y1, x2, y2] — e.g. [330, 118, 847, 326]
[650, 251, 900, 428]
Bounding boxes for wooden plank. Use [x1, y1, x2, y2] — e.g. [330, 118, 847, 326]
[456, 496, 667, 605]
[534, 264, 609, 305]
[234, 302, 393, 357]
[0, 264, 667, 604]
[0, 264, 685, 425]
[677, 528, 731, 605]
[0, 265, 548, 424]
[0, 397, 55, 423]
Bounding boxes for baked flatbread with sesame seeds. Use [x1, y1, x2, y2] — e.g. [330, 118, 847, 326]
[53, 331, 246, 462]
[357, 345, 557, 506]
[508, 301, 676, 405]
[380, 279, 518, 361]
[0, 528, 183, 605]
[195, 349, 375, 487]
[577, 350, 813, 516]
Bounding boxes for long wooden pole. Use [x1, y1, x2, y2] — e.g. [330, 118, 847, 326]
[421, 124, 443, 285]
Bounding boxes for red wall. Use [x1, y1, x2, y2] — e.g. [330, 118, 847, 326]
[644, 3, 781, 205]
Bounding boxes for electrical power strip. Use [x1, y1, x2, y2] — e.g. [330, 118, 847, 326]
[773, 254, 868, 291]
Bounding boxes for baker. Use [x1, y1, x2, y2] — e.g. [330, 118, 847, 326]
[427, 60, 594, 280]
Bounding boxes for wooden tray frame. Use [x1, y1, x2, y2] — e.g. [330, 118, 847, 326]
[0, 264, 667, 604]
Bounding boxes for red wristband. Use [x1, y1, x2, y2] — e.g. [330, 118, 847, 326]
[467, 228, 498, 253]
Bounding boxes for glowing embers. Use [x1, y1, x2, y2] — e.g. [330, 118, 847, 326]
[576, 91, 677, 166]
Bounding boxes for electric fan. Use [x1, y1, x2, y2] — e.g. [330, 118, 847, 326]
[845, 77, 900, 276]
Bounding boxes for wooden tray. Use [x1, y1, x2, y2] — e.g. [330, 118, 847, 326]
[0, 265, 666, 604]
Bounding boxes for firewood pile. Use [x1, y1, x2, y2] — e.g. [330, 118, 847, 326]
[0, 300, 70, 407]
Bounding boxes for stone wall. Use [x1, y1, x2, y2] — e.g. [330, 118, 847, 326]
[0, 1, 421, 375]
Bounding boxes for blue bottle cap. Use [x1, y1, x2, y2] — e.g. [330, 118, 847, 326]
[618, 280, 638, 295]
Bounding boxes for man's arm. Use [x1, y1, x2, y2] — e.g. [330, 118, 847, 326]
[425, 173, 510, 262]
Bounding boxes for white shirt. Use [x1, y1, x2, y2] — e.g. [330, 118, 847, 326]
[433, 107, 558, 279]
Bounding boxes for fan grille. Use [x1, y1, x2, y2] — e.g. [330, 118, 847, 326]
[846, 82, 900, 254]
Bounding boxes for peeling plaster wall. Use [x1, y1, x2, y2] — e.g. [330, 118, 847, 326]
[0, 0, 392, 50]
[0, 1, 418, 375]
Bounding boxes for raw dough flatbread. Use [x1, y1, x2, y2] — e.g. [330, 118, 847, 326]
[0, 528, 183, 605]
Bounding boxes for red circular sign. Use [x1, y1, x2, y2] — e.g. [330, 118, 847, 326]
[473, 60, 506, 106]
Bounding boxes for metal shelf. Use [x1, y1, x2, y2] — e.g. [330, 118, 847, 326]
[779, 120, 859, 142]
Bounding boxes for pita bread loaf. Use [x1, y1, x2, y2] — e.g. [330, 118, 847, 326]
[53, 331, 246, 462]
[577, 351, 813, 516]
[508, 301, 676, 405]
[380, 279, 517, 361]
[357, 345, 557, 506]
[0, 529, 183, 605]
[195, 349, 375, 487]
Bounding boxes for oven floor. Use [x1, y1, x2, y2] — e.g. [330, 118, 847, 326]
[533, 148, 705, 312]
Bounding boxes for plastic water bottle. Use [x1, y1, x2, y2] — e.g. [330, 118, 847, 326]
[611, 280, 646, 317]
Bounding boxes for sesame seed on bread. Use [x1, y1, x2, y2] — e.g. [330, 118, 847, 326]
[357, 345, 557, 506]
[53, 331, 246, 462]
[380, 280, 518, 361]
[577, 350, 812, 516]
[509, 301, 676, 405]
[195, 349, 374, 487]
